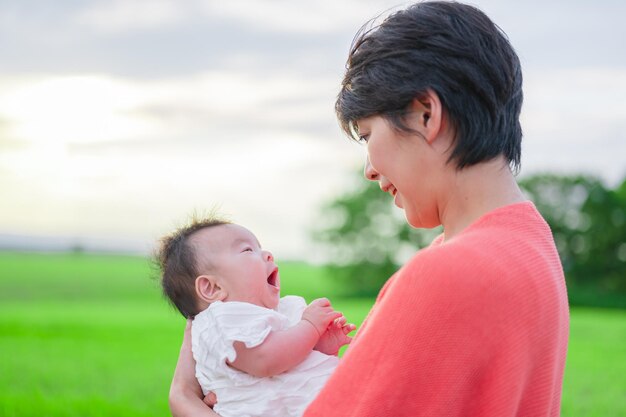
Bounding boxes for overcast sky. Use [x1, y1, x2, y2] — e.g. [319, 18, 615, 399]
[0, 0, 624, 260]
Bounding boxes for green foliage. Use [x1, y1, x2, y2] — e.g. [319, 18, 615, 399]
[519, 174, 626, 308]
[313, 174, 440, 296]
[314, 171, 626, 307]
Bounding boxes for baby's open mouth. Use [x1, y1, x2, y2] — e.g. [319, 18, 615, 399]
[267, 268, 279, 288]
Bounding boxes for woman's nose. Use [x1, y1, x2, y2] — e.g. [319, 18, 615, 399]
[364, 156, 379, 181]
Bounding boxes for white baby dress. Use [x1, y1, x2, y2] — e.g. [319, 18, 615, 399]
[191, 296, 339, 417]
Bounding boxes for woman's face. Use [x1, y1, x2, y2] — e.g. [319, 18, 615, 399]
[357, 114, 448, 229]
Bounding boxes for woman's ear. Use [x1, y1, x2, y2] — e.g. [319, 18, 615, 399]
[408, 89, 443, 144]
[195, 275, 227, 304]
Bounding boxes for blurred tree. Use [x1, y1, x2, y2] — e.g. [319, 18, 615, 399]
[519, 174, 626, 307]
[313, 172, 440, 296]
[574, 178, 626, 293]
[518, 174, 602, 276]
[315, 171, 626, 306]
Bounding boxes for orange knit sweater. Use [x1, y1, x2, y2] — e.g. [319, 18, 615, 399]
[304, 201, 569, 417]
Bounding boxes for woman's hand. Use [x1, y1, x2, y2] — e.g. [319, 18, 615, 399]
[169, 319, 221, 417]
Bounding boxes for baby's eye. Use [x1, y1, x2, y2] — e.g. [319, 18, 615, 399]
[242, 247, 253, 252]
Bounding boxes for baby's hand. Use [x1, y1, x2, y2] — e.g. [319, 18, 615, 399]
[314, 316, 356, 356]
[302, 298, 342, 336]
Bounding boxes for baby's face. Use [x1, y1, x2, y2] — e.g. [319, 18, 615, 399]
[192, 224, 281, 309]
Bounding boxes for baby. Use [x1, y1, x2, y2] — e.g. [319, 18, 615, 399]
[156, 216, 355, 417]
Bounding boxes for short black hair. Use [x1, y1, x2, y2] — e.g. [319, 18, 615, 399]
[336, 1, 523, 171]
[155, 215, 231, 318]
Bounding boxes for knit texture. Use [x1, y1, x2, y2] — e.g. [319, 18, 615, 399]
[304, 201, 569, 417]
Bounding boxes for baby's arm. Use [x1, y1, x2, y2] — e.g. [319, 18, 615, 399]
[229, 298, 341, 378]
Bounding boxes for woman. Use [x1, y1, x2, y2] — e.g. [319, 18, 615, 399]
[169, 2, 569, 416]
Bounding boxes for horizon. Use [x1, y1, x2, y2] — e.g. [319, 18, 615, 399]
[1, 0, 625, 261]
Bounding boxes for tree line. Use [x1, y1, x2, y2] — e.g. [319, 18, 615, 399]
[314, 172, 626, 308]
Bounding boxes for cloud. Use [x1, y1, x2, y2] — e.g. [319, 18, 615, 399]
[1, 0, 625, 258]
[482, 0, 626, 69]
[0, 69, 341, 147]
[73, 0, 187, 34]
[0, 75, 154, 145]
[198, 0, 396, 34]
[72, 0, 402, 36]
[0, 68, 361, 258]
[523, 67, 626, 134]
[521, 67, 626, 184]
[0, 123, 363, 258]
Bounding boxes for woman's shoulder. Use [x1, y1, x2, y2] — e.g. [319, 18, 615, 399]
[406, 201, 550, 270]
[399, 243, 492, 292]
[397, 237, 524, 304]
[385, 201, 561, 307]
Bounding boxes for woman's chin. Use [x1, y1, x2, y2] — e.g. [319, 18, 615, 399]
[405, 209, 428, 230]
[394, 193, 403, 208]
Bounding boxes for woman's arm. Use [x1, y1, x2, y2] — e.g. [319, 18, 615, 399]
[169, 320, 220, 417]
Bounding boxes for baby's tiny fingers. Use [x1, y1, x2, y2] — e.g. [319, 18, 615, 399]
[343, 323, 356, 334]
[329, 311, 343, 321]
[312, 298, 331, 307]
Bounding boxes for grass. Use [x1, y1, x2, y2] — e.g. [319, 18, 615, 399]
[561, 308, 626, 417]
[0, 252, 624, 416]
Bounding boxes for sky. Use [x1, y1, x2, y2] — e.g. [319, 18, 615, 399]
[0, 0, 625, 260]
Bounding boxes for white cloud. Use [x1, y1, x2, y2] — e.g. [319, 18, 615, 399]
[0, 128, 363, 258]
[0, 69, 362, 258]
[521, 67, 626, 184]
[0, 70, 337, 145]
[199, 0, 410, 34]
[73, 0, 187, 34]
[1, 0, 625, 258]
[73, 0, 404, 36]
[0, 75, 154, 144]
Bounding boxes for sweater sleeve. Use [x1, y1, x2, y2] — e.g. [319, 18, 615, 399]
[306, 203, 568, 417]
[305, 245, 546, 417]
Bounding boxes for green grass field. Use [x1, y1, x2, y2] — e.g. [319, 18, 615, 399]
[1, 253, 624, 416]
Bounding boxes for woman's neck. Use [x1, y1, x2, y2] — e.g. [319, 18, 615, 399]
[439, 158, 526, 242]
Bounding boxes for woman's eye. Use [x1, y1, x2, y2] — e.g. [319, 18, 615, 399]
[358, 134, 369, 144]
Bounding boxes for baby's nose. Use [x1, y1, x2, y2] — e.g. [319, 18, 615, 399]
[263, 250, 274, 262]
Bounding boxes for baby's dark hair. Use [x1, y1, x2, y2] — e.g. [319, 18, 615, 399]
[155, 215, 231, 318]
[336, 1, 523, 172]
